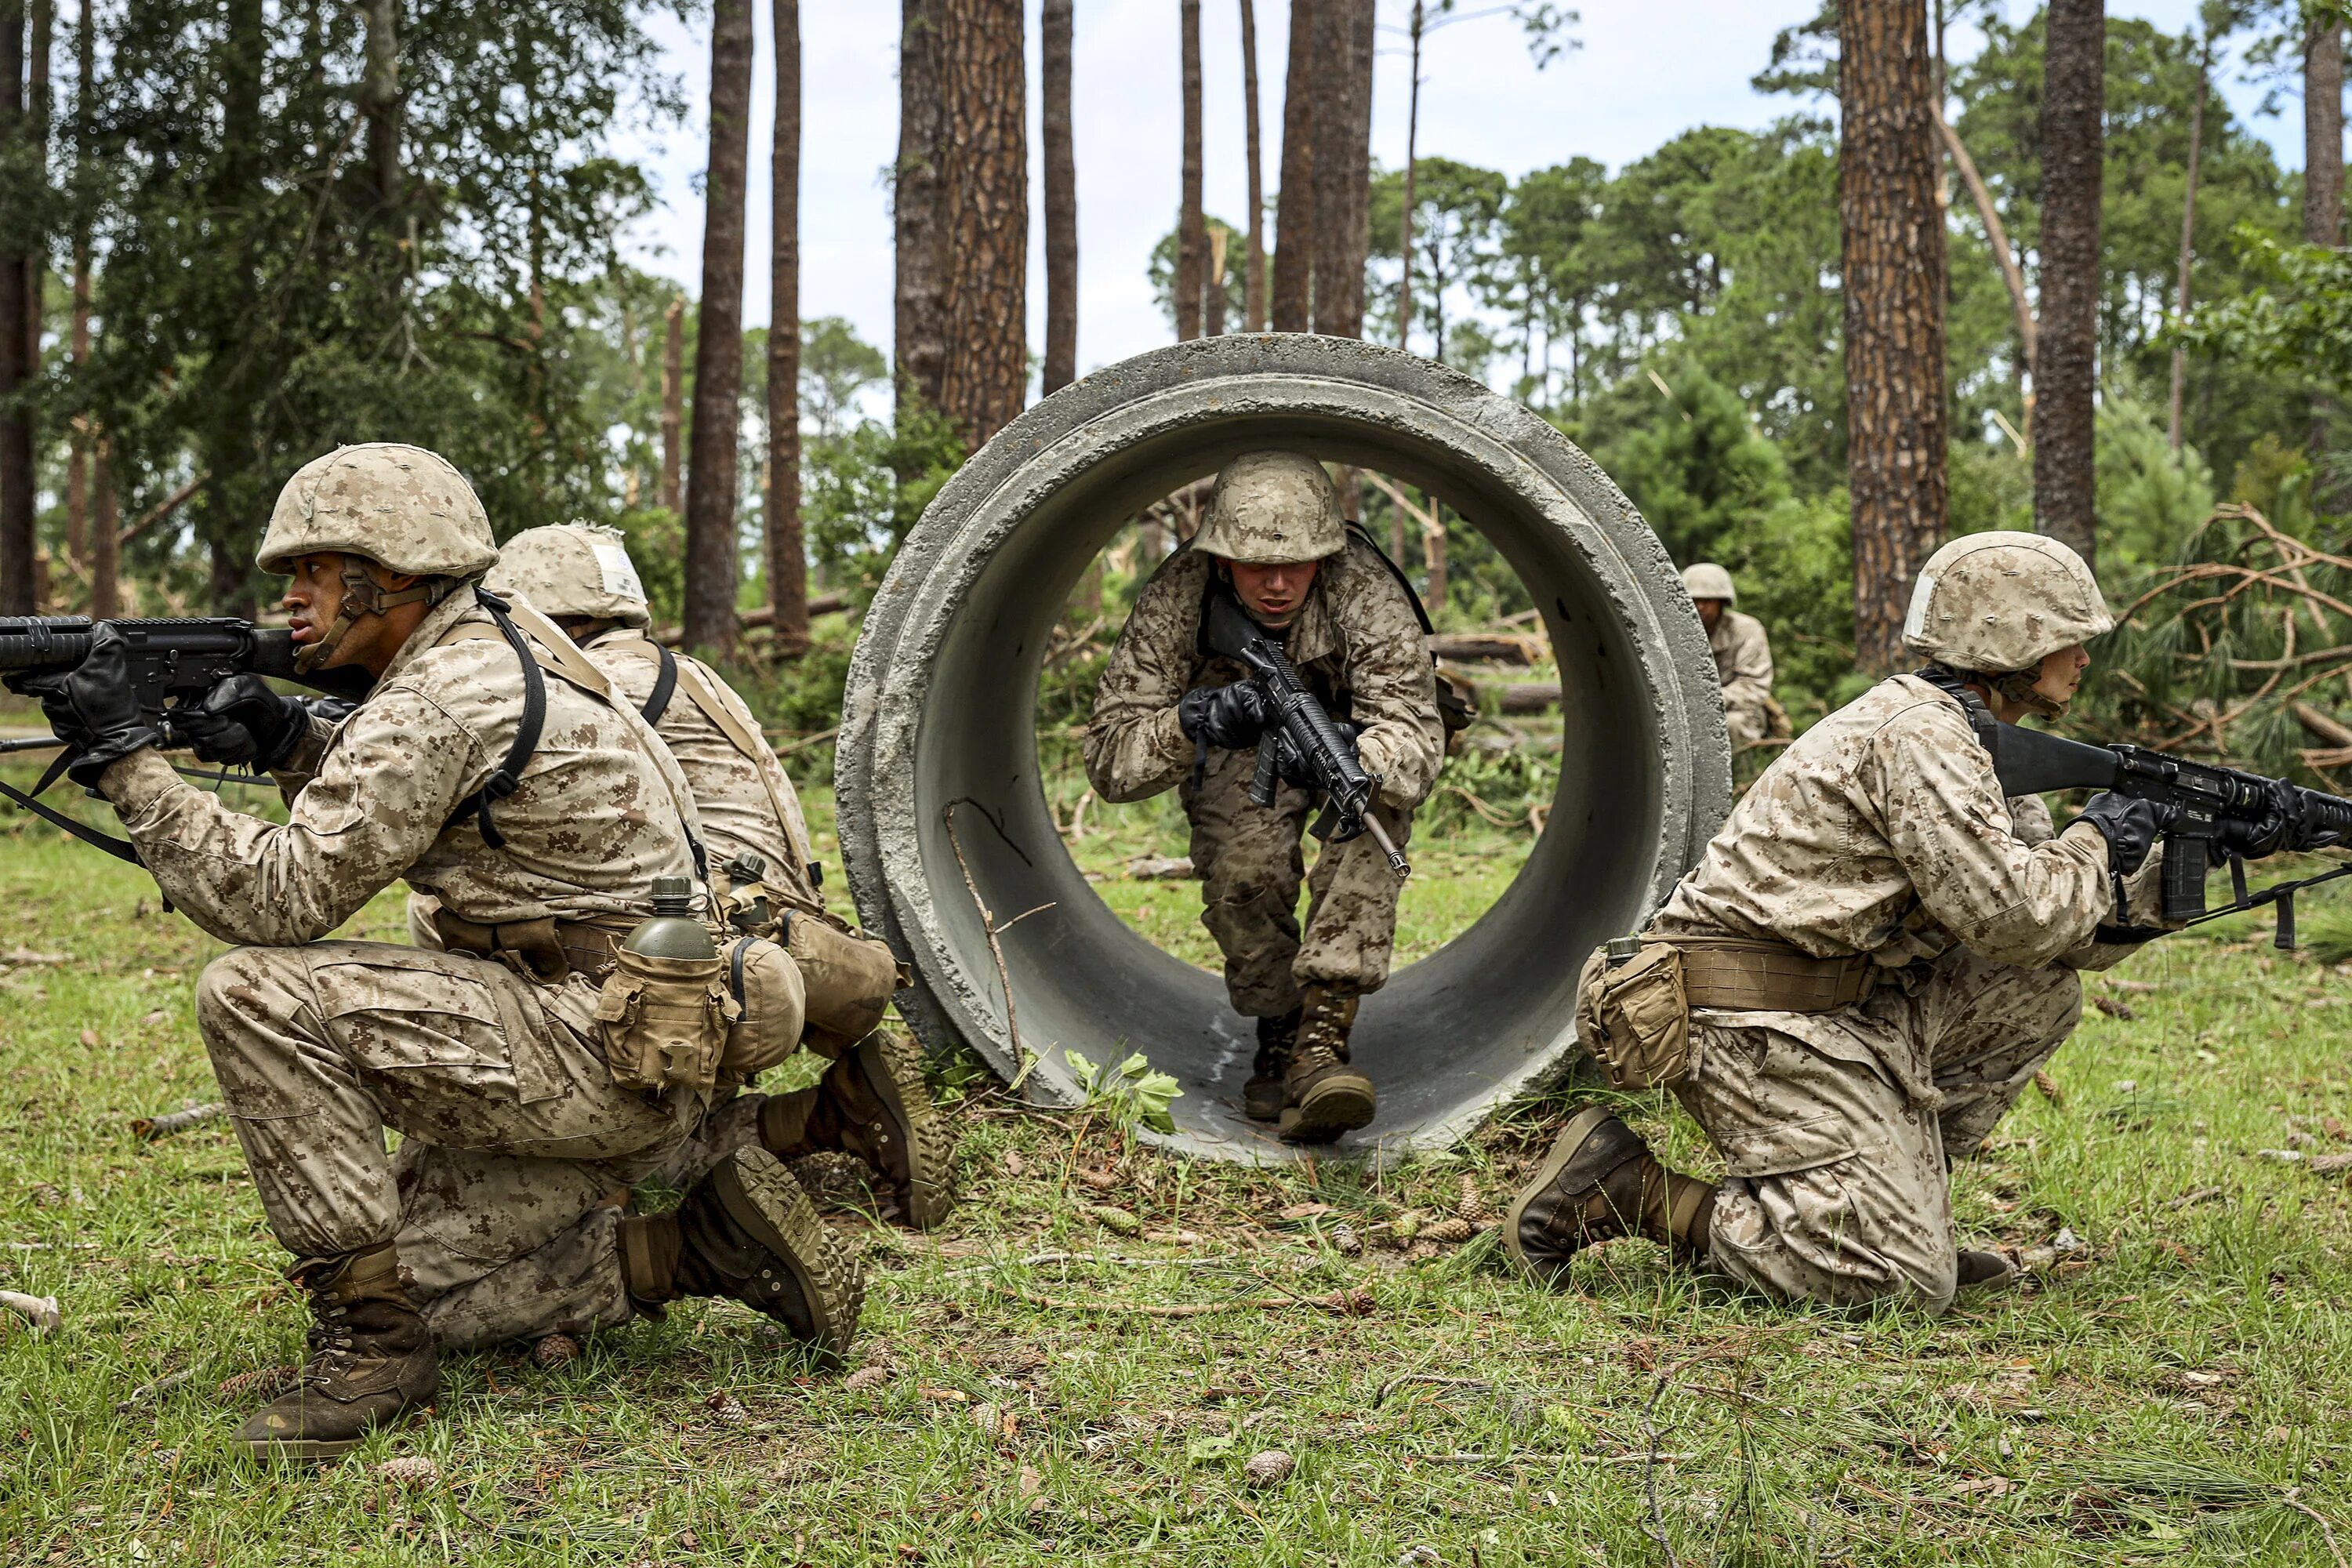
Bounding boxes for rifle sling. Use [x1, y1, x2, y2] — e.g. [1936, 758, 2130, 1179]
[0, 772, 145, 866]
[642, 645, 679, 724]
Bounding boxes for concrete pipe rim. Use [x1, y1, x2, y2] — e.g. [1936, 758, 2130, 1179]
[840, 335, 1729, 1163]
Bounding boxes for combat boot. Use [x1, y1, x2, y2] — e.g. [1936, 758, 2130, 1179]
[1243, 1007, 1302, 1123]
[1956, 1248, 2018, 1290]
[755, 1029, 953, 1228]
[1504, 1107, 1716, 1283]
[235, 1243, 439, 1461]
[1276, 986, 1376, 1144]
[620, 1145, 865, 1367]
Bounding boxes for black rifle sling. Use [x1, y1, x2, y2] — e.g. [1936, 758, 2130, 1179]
[0, 771, 144, 864]
[445, 587, 546, 851]
[642, 644, 679, 724]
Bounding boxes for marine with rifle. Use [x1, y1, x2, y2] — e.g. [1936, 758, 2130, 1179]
[1506, 531, 2318, 1310]
[479, 523, 949, 1229]
[5, 445, 862, 1458]
[1083, 451, 1445, 1143]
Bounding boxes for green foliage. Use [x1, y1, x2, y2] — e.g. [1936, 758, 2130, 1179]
[1062, 1048, 1183, 1136]
[2179, 228, 2352, 393]
[1145, 216, 1249, 333]
[802, 397, 967, 601]
[2096, 394, 2218, 577]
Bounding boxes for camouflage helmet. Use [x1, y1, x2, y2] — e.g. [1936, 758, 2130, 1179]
[488, 523, 652, 629]
[1191, 451, 1345, 564]
[256, 444, 499, 579]
[1901, 530, 2113, 673]
[1681, 562, 1737, 604]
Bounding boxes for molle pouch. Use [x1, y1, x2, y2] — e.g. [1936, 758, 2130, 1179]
[1575, 942, 1693, 1092]
[719, 934, 808, 1084]
[594, 948, 735, 1097]
[784, 913, 904, 1056]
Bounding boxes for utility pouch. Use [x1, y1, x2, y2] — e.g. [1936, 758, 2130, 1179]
[1435, 670, 1478, 735]
[783, 913, 903, 1056]
[1574, 942, 1693, 1091]
[594, 948, 735, 1097]
[718, 933, 808, 1083]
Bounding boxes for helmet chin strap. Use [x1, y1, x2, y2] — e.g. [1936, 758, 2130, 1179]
[292, 557, 452, 674]
[1990, 666, 2067, 719]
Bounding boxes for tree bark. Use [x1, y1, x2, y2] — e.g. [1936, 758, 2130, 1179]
[1933, 107, 2034, 390]
[1399, 0, 1422, 350]
[1041, 0, 1077, 392]
[682, 0, 755, 655]
[1205, 227, 1229, 335]
[88, 433, 114, 619]
[1840, 0, 1950, 671]
[936, 0, 1026, 451]
[1240, 0, 1266, 332]
[0, 0, 33, 615]
[2305, 13, 2342, 456]
[358, 0, 401, 213]
[64, 0, 87, 570]
[24, 0, 45, 376]
[1309, 0, 1373, 338]
[2032, 0, 2102, 574]
[1271, 0, 1317, 332]
[659, 294, 684, 514]
[769, 0, 808, 654]
[2169, 34, 2208, 453]
[895, 0, 949, 414]
[1175, 0, 1206, 341]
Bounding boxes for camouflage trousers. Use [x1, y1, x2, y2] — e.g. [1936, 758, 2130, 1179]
[195, 942, 702, 1350]
[1676, 945, 2082, 1314]
[1181, 742, 1414, 1018]
[1724, 697, 1773, 750]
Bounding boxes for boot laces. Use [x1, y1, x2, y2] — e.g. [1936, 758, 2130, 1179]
[301, 1301, 358, 1385]
[1290, 1039, 1345, 1079]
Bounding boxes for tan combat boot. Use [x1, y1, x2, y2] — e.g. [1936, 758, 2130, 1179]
[1276, 986, 1376, 1144]
[1243, 1007, 1302, 1123]
[1504, 1107, 1716, 1283]
[235, 1243, 439, 1461]
[621, 1145, 865, 1367]
[755, 1029, 953, 1228]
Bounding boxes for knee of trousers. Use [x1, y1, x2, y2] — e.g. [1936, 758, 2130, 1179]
[194, 948, 325, 1112]
[1709, 1175, 1957, 1316]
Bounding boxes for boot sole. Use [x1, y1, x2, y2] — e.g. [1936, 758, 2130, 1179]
[1502, 1105, 1617, 1275]
[1276, 1073, 1377, 1144]
[855, 1029, 954, 1229]
[236, 1433, 365, 1462]
[710, 1147, 866, 1369]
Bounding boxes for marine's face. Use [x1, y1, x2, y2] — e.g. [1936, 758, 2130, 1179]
[2033, 642, 2091, 708]
[1694, 598, 1726, 632]
[1229, 558, 1320, 628]
[282, 553, 349, 653]
[283, 551, 426, 672]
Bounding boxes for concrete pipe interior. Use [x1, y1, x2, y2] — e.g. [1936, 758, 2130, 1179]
[840, 336, 1729, 1161]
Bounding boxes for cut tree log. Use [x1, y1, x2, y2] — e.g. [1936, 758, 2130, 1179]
[1496, 683, 1560, 714]
[1428, 633, 1538, 665]
[658, 592, 846, 647]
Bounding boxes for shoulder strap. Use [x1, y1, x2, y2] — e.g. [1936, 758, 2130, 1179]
[1912, 665, 2002, 755]
[643, 645, 680, 724]
[443, 588, 545, 851]
[667, 655, 817, 873]
[1345, 523, 1437, 637]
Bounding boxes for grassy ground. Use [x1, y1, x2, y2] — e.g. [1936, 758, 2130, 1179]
[5, 770, 2352, 1564]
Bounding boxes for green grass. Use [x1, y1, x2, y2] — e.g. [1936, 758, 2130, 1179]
[5, 773, 2352, 1564]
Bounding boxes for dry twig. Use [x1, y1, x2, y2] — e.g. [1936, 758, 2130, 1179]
[992, 1283, 1374, 1318]
[131, 1102, 227, 1142]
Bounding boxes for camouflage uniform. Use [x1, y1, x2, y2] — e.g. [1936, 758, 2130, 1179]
[103, 583, 711, 1348]
[1708, 610, 1777, 750]
[1646, 673, 2161, 1312]
[1083, 538, 1443, 1014]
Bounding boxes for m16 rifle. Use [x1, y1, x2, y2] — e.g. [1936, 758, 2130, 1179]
[0, 615, 372, 860]
[1990, 722, 2352, 948]
[1200, 586, 1410, 878]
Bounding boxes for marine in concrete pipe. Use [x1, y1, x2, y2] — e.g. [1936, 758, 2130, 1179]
[839, 335, 1729, 1160]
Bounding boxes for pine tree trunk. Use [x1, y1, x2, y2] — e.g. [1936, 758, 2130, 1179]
[1041, 0, 1077, 393]
[24, 0, 45, 379]
[659, 294, 684, 514]
[1271, 0, 1317, 332]
[683, 0, 755, 655]
[64, 0, 88, 572]
[895, 0, 948, 414]
[1175, 0, 1206, 341]
[1309, 0, 1373, 338]
[1240, 0, 1266, 332]
[768, 0, 808, 654]
[358, 0, 400, 212]
[2306, 14, 2342, 455]
[1205, 227, 1229, 336]
[2169, 36, 2207, 453]
[936, 0, 1026, 452]
[1839, 0, 1950, 671]
[1399, 2, 1421, 350]
[1, 0, 37, 615]
[2032, 0, 2101, 575]
[89, 432, 114, 619]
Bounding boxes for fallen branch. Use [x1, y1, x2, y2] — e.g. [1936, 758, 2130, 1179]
[1428, 633, 1539, 665]
[2285, 1500, 2350, 1568]
[774, 725, 840, 757]
[1, 1290, 61, 1332]
[944, 800, 1036, 1087]
[993, 1283, 1374, 1318]
[132, 1102, 227, 1142]
[1375, 1373, 1494, 1406]
[2296, 702, 2352, 750]
[116, 472, 208, 552]
[654, 594, 849, 647]
[116, 1369, 194, 1412]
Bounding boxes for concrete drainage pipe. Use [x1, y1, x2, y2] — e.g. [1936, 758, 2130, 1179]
[838, 336, 1729, 1160]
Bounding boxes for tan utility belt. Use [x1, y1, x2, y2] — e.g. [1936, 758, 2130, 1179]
[1647, 935, 1877, 1014]
[431, 907, 637, 985]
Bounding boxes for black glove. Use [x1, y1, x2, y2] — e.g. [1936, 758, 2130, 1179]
[1272, 721, 1362, 789]
[14, 625, 162, 788]
[170, 674, 311, 770]
[2218, 776, 2299, 861]
[2075, 791, 2175, 877]
[1178, 681, 1272, 750]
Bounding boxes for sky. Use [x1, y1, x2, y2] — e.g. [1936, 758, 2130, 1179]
[608, 1, 2315, 387]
